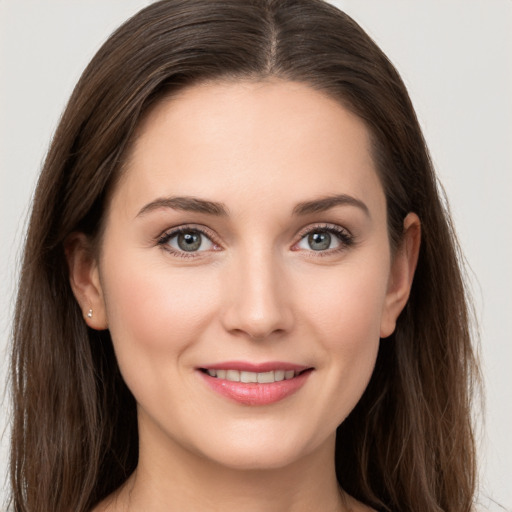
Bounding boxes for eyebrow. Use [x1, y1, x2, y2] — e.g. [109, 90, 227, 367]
[137, 196, 229, 217]
[136, 193, 369, 218]
[292, 194, 370, 217]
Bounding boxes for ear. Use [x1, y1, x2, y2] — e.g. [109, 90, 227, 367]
[64, 232, 108, 330]
[380, 212, 421, 338]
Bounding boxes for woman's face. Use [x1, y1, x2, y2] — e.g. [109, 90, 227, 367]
[79, 80, 417, 470]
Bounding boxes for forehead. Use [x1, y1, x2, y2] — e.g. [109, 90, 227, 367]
[113, 79, 385, 219]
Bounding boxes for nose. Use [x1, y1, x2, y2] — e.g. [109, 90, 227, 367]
[220, 247, 294, 340]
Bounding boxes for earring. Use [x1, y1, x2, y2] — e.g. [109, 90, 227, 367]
[87, 309, 93, 319]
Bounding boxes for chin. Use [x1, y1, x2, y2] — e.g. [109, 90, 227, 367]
[205, 447, 306, 472]
[190, 427, 331, 472]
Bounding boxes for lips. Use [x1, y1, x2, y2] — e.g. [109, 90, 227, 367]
[198, 362, 313, 406]
[203, 368, 299, 383]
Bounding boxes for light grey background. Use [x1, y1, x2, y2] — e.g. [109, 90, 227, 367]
[1, 1, 511, 510]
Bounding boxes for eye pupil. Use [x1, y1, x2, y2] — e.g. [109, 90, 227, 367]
[308, 232, 331, 251]
[178, 232, 202, 251]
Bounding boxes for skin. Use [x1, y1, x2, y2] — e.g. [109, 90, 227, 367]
[67, 80, 420, 512]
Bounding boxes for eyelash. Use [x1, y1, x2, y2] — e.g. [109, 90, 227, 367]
[157, 223, 355, 259]
[157, 225, 219, 259]
[294, 223, 355, 257]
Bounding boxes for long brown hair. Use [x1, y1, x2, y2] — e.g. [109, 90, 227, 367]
[10, 1, 479, 510]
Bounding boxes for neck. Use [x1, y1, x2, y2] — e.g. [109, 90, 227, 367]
[109, 424, 350, 512]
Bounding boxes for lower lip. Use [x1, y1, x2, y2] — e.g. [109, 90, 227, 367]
[199, 370, 312, 406]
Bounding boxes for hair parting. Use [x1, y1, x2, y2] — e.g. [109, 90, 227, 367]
[10, 1, 480, 511]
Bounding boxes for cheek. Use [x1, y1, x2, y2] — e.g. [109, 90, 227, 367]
[100, 250, 220, 370]
[294, 254, 390, 409]
[298, 255, 390, 344]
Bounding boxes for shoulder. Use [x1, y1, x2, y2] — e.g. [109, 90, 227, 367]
[344, 493, 377, 512]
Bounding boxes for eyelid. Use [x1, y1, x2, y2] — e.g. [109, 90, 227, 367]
[155, 222, 355, 259]
[157, 224, 222, 257]
[292, 223, 355, 254]
[295, 222, 353, 240]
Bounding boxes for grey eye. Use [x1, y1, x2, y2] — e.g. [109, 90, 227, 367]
[178, 232, 201, 251]
[297, 230, 342, 252]
[167, 230, 214, 252]
[308, 232, 332, 251]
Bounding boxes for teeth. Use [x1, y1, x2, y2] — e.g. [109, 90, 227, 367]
[274, 370, 285, 382]
[257, 371, 274, 383]
[240, 371, 258, 383]
[205, 368, 302, 383]
[226, 369, 240, 382]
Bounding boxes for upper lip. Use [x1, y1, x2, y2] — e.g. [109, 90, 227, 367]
[198, 361, 312, 373]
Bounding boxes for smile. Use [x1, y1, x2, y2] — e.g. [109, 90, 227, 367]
[201, 369, 300, 383]
[198, 363, 313, 406]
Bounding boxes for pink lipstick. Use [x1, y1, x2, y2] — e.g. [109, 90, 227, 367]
[198, 361, 313, 406]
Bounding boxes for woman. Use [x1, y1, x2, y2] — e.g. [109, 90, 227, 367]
[9, 1, 479, 511]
